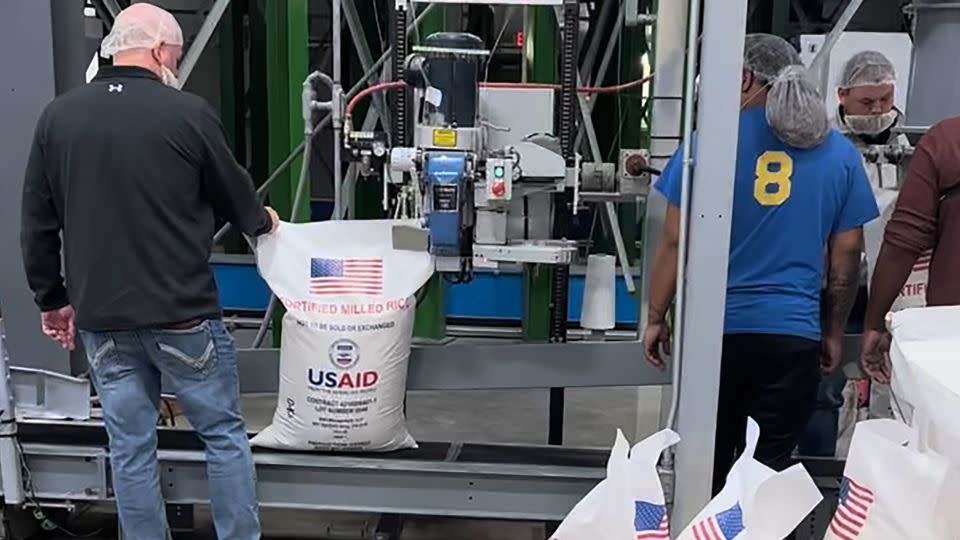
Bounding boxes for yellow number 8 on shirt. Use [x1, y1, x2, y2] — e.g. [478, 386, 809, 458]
[754, 151, 793, 206]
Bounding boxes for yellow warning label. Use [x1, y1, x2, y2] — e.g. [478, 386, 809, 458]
[432, 129, 458, 148]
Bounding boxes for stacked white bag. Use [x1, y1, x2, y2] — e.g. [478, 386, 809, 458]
[675, 419, 822, 540]
[823, 419, 956, 539]
[888, 306, 960, 460]
[251, 220, 433, 452]
[819, 306, 960, 538]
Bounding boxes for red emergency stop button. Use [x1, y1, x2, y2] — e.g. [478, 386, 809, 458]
[491, 181, 506, 198]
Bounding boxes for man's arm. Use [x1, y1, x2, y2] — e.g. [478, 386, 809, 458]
[197, 105, 274, 237]
[648, 205, 681, 324]
[864, 135, 941, 330]
[642, 146, 686, 367]
[646, 146, 686, 323]
[20, 121, 68, 311]
[823, 228, 863, 338]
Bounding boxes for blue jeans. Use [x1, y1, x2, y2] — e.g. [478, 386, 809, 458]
[80, 320, 260, 540]
[797, 370, 846, 457]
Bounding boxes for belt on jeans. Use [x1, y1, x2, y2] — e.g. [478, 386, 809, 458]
[162, 319, 205, 330]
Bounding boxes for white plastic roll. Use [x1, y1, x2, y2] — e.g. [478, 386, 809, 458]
[581, 254, 616, 330]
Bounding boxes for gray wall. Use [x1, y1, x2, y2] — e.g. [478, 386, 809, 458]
[0, 1, 71, 372]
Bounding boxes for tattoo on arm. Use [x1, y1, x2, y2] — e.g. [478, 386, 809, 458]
[825, 250, 861, 335]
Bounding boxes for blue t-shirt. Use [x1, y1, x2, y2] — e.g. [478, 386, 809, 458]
[655, 107, 879, 340]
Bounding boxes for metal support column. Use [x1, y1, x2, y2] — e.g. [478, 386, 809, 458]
[50, 0, 87, 95]
[0, 327, 24, 505]
[0, 1, 66, 373]
[414, 274, 446, 340]
[641, 0, 687, 436]
[265, 0, 310, 345]
[528, 6, 557, 84]
[670, 0, 748, 529]
[546, 0, 580, 449]
[218, 1, 251, 255]
[344, 0, 388, 221]
[418, 2, 447, 40]
[617, 5, 650, 265]
[266, 0, 311, 224]
[176, 0, 232, 89]
[522, 0, 557, 357]
[410, 1, 447, 341]
[771, 0, 791, 36]
[391, 1, 411, 148]
[904, 1, 960, 128]
[641, 0, 687, 329]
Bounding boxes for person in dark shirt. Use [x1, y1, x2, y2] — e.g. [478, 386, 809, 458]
[19, 4, 274, 539]
[861, 116, 960, 383]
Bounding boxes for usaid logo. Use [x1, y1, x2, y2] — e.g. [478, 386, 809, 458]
[329, 339, 359, 370]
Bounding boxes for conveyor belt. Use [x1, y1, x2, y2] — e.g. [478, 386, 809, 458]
[17, 420, 610, 468]
[15, 419, 845, 524]
[17, 420, 843, 475]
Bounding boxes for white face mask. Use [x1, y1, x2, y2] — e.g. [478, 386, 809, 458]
[843, 109, 897, 135]
[159, 64, 179, 88]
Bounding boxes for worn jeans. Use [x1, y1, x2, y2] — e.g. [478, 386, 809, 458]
[80, 320, 260, 540]
[797, 370, 847, 457]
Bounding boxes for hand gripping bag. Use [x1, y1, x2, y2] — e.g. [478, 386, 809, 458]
[676, 418, 822, 540]
[862, 189, 930, 421]
[251, 220, 433, 452]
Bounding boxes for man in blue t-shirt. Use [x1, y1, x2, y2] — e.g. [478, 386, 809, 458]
[642, 34, 879, 493]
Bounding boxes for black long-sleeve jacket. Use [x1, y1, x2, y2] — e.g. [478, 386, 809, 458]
[20, 66, 271, 331]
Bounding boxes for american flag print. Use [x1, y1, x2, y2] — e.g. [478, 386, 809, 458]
[827, 477, 875, 540]
[635, 501, 670, 539]
[309, 257, 383, 296]
[691, 502, 744, 540]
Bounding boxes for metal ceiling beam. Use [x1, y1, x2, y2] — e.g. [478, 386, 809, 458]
[176, 0, 232, 89]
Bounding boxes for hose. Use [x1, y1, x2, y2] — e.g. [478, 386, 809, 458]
[345, 81, 408, 118]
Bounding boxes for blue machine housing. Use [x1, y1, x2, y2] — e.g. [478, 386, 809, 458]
[423, 152, 469, 257]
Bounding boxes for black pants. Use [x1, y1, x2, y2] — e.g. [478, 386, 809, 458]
[712, 334, 821, 495]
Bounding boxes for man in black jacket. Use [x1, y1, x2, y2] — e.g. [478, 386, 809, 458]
[20, 4, 274, 539]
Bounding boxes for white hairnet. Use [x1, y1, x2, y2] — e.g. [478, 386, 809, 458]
[743, 34, 829, 149]
[839, 50, 896, 89]
[100, 3, 184, 58]
[743, 33, 801, 86]
[766, 65, 830, 149]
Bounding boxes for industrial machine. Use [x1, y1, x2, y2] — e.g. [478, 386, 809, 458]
[340, 27, 648, 285]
